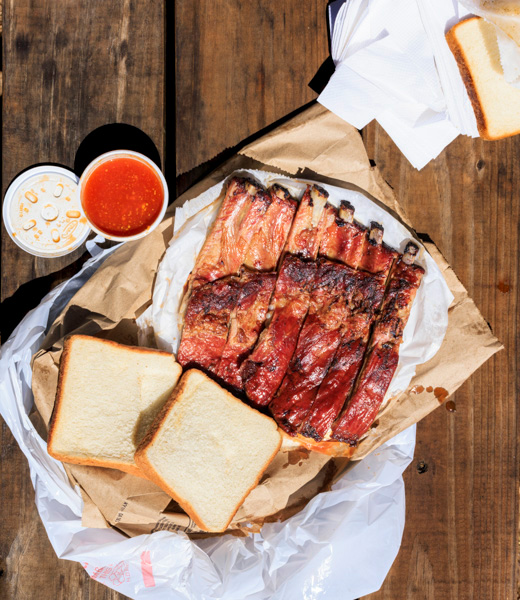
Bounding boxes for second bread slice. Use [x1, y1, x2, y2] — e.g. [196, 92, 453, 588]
[135, 369, 282, 532]
[447, 16, 520, 140]
[48, 335, 182, 477]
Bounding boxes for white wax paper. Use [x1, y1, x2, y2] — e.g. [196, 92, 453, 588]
[138, 170, 453, 408]
[0, 240, 417, 599]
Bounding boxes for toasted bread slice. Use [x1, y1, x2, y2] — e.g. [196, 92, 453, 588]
[446, 16, 520, 140]
[135, 369, 282, 532]
[47, 335, 182, 477]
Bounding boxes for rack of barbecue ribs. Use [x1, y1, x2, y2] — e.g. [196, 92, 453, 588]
[177, 176, 426, 454]
[270, 216, 397, 437]
[330, 243, 424, 446]
[178, 178, 298, 379]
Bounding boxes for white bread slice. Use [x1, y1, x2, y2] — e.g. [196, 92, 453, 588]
[446, 16, 520, 140]
[47, 335, 182, 477]
[135, 369, 282, 532]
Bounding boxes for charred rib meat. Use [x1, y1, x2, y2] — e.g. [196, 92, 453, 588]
[241, 255, 317, 406]
[331, 243, 424, 446]
[216, 270, 277, 390]
[177, 277, 241, 373]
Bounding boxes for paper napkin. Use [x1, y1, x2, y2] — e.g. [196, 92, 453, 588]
[319, 0, 483, 169]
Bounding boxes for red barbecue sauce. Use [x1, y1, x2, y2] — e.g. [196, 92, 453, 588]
[82, 157, 164, 236]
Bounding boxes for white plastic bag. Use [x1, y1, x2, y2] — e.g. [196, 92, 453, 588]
[0, 242, 417, 599]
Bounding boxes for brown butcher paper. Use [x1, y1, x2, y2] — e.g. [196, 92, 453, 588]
[31, 103, 502, 536]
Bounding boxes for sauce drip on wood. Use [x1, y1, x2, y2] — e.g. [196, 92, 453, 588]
[82, 157, 163, 236]
[497, 281, 510, 293]
[445, 400, 456, 412]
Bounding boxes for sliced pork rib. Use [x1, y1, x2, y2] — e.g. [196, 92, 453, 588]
[215, 270, 277, 390]
[331, 242, 424, 446]
[177, 277, 241, 372]
[189, 177, 260, 289]
[319, 201, 366, 268]
[241, 255, 317, 406]
[243, 184, 297, 271]
[269, 259, 354, 434]
[358, 222, 397, 275]
[284, 185, 329, 259]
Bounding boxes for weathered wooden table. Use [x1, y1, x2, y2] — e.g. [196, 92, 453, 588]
[1, 2, 518, 599]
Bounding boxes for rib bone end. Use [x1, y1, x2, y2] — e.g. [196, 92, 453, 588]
[245, 178, 262, 196]
[369, 222, 384, 245]
[339, 200, 355, 223]
[403, 241, 420, 265]
[271, 184, 291, 201]
[310, 186, 329, 226]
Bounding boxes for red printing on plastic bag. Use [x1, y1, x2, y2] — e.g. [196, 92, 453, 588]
[140, 551, 156, 588]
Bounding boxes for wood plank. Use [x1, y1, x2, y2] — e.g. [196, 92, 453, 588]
[175, 0, 329, 181]
[1, 0, 165, 301]
[361, 124, 519, 599]
[4, 0, 517, 598]
[1, 0, 164, 598]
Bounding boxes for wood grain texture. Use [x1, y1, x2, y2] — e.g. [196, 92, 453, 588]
[175, 0, 328, 177]
[361, 125, 519, 599]
[1, 0, 165, 301]
[2, 0, 519, 598]
[1, 0, 163, 598]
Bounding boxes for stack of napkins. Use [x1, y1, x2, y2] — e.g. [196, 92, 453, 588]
[318, 0, 520, 169]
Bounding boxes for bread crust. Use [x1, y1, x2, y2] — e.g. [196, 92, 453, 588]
[446, 17, 490, 139]
[446, 16, 520, 141]
[46, 450, 147, 478]
[135, 369, 282, 532]
[47, 334, 180, 479]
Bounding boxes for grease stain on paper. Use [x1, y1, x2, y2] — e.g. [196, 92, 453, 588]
[434, 387, 449, 403]
[283, 448, 311, 469]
